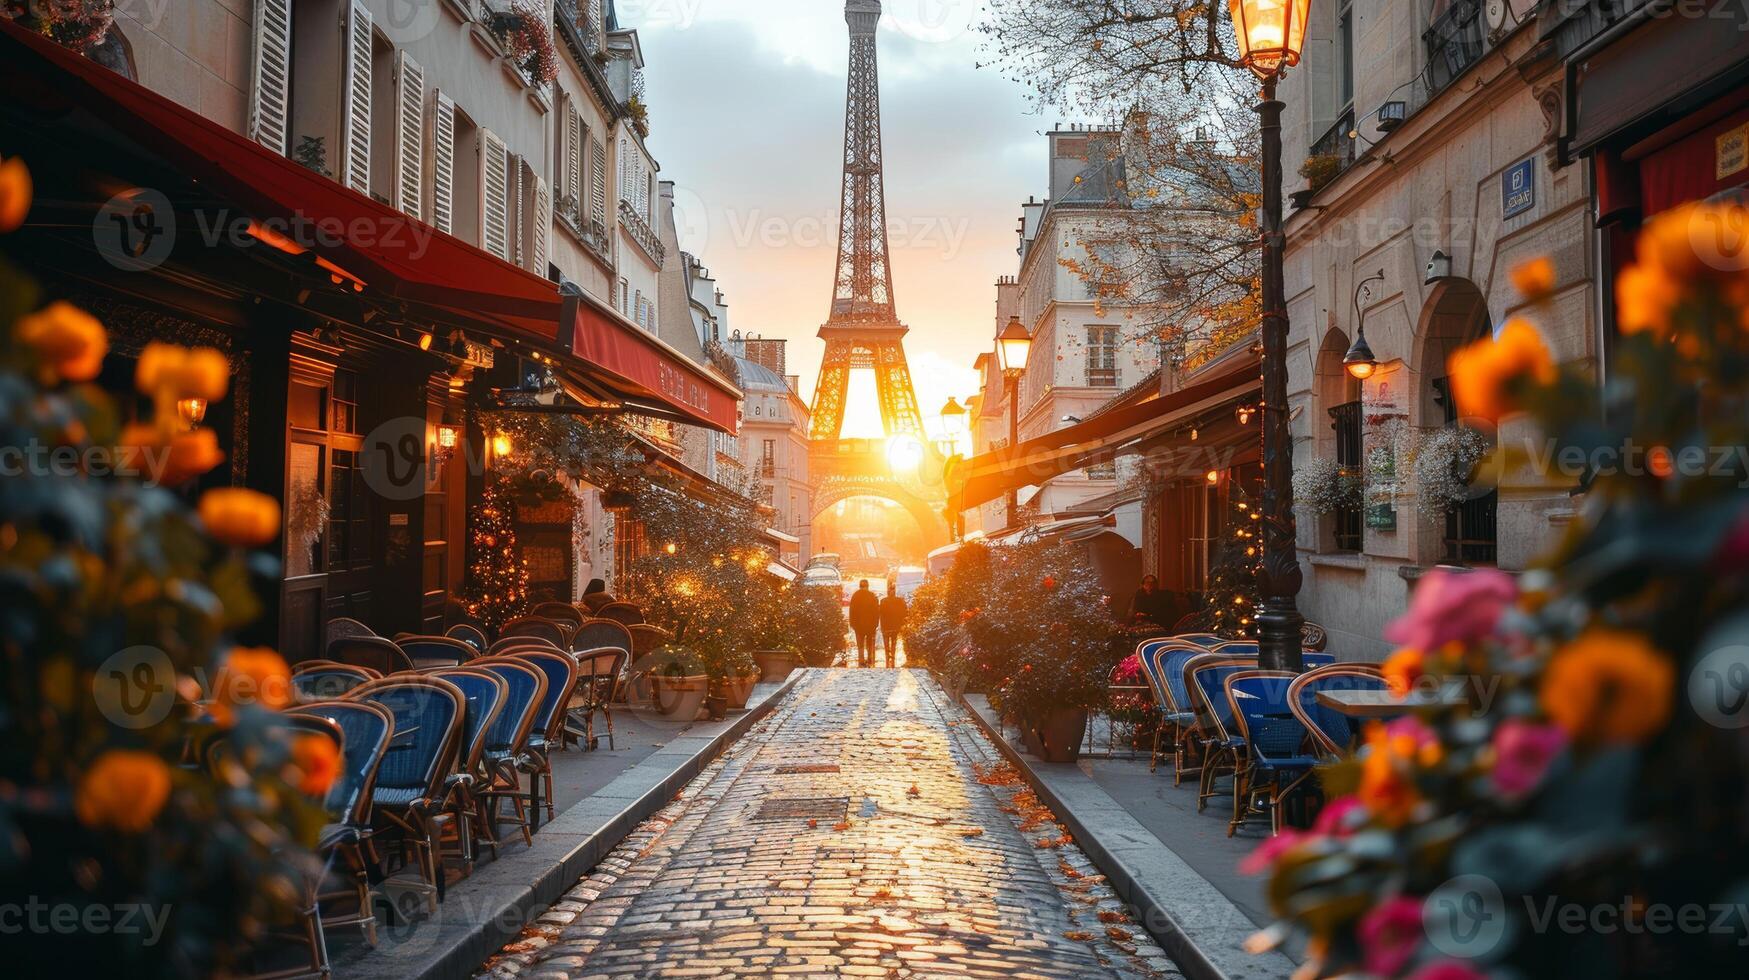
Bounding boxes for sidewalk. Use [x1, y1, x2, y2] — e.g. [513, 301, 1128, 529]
[961, 693, 1301, 980]
[305, 672, 803, 980]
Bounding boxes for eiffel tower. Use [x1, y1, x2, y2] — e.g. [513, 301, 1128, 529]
[809, 0, 923, 442]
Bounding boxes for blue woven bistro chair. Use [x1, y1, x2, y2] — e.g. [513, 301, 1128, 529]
[1225, 670, 1321, 836]
[531, 601, 584, 633]
[291, 660, 380, 702]
[1210, 640, 1261, 655]
[1160, 645, 1234, 785]
[1173, 633, 1225, 648]
[395, 635, 476, 669]
[1186, 654, 1261, 811]
[1288, 664, 1390, 757]
[573, 619, 633, 659]
[1135, 639, 1203, 773]
[344, 676, 465, 911]
[505, 648, 579, 828]
[425, 667, 507, 873]
[500, 616, 568, 649]
[327, 635, 414, 675]
[487, 634, 561, 657]
[445, 623, 489, 656]
[285, 699, 394, 949]
[469, 659, 547, 853]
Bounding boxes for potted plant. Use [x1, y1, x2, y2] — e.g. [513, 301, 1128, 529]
[706, 648, 761, 710]
[1299, 152, 1341, 195]
[649, 646, 708, 721]
[1292, 454, 1363, 516]
[750, 648, 796, 683]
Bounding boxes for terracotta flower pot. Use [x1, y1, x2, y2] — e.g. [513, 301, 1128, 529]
[752, 650, 796, 683]
[653, 674, 709, 721]
[719, 671, 760, 710]
[705, 694, 728, 721]
[1028, 708, 1089, 763]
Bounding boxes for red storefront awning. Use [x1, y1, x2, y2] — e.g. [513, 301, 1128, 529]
[0, 20, 739, 432]
[947, 360, 1259, 513]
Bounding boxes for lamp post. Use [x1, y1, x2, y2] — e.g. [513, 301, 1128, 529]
[939, 396, 969, 539]
[996, 315, 1033, 531]
[1231, 0, 1311, 672]
[939, 396, 967, 456]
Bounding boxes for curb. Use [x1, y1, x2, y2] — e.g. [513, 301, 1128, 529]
[348, 668, 807, 980]
[955, 691, 1295, 980]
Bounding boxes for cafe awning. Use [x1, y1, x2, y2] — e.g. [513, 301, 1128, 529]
[0, 20, 738, 432]
[947, 360, 1259, 513]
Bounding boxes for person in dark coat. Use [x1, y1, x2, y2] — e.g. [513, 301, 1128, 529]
[879, 584, 907, 669]
[1128, 575, 1177, 627]
[848, 579, 880, 667]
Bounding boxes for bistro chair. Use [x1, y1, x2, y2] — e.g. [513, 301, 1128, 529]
[574, 619, 633, 658]
[445, 623, 489, 656]
[344, 676, 465, 911]
[1211, 640, 1261, 655]
[469, 659, 547, 853]
[1145, 643, 1228, 784]
[580, 592, 616, 614]
[284, 700, 394, 952]
[1225, 669, 1320, 837]
[291, 661, 381, 702]
[324, 616, 376, 648]
[1136, 639, 1206, 774]
[532, 602, 584, 632]
[597, 601, 645, 627]
[396, 635, 476, 669]
[1173, 633, 1226, 648]
[570, 647, 628, 750]
[1288, 664, 1389, 756]
[504, 649, 578, 827]
[486, 635, 562, 657]
[1186, 654, 1261, 813]
[500, 616, 568, 649]
[327, 635, 414, 676]
[1300, 621, 1330, 652]
[425, 667, 508, 873]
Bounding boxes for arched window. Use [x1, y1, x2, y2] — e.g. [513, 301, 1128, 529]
[1420, 280, 1497, 565]
[1315, 328, 1362, 552]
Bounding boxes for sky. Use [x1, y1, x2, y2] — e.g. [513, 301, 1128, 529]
[628, 0, 1056, 440]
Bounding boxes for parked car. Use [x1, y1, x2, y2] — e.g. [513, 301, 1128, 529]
[892, 566, 926, 599]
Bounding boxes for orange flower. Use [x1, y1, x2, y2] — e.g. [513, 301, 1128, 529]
[1381, 647, 1424, 698]
[1447, 318, 1555, 423]
[0, 155, 30, 233]
[15, 301, 107, 382]
[288, 734, 341, 797]
[75, 750, 172, 833]
[1358, 742, 1419, 828]
[198, 487, 282, 548]
[210, 647, 293, 724]
[1540, 629, 1673, 743]
[1615, 262, 1682, 337]
[1509, 257, 1555, 302]
[119, 423, 225, 485]
[136, 342, 229, 403]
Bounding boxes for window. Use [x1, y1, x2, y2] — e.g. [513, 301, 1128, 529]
[1337, 0, 1354, 110]
[1329, 400, 1363, 552]
[761, 440, 776, 477]
[1432, 377, 1498, 564]
[1086, 326, 1119, 386]
[1424, 0, 1485, 95]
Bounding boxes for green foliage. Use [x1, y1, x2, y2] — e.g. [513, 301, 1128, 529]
[1203, 486, 1263, 639]
[766, 583, 848, 668]
[461, 475, 531, 632]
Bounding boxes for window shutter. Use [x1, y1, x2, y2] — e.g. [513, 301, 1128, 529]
[566, 107, 583, 219]
[590, 136, 607, 226]
[508, 155, 524, 267]
[481, 129, 509, 259]
[246, 0, 292, 154]
[340, 0, 372, 194]
[527, 168, 551, 274]
[394, 51, 424, 220]
[431, 91, 456, 235]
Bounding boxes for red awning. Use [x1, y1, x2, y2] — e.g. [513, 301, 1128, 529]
[947, 360, 1259, 512]
[0, 20, 739, 432]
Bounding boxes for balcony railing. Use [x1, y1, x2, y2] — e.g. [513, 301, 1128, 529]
[618, 199, 665, 266]
[1308, 108, 1357, 187]
[1424, 0, 1485, 97]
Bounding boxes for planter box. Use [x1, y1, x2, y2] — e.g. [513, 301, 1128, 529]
[652, 674, 709, 721]
[718, 672, 760, 710]
[1028, 708, 1089, 763]
[751, 650, 796, 683]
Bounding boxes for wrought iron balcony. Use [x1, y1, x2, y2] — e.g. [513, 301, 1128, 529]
[1424, 0, 1485, 97]
[618, 199, 665, 266]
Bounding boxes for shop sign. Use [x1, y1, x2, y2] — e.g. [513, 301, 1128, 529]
[1502, 158, 1535, 219]
[1717, 123, 1748, 181]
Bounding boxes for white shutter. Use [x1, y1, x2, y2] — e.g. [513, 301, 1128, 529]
[566, 107, 583, 219]
[394, 51, 424, 220]
[431, 91, 456, 234]
[527, 169, 550, 274]
[246, 0, 292, 154]
[481, 128, 509, 259]
[590, 136, 607, 226]
[509, 156, 524, 267]
[340, 0, 372, 194]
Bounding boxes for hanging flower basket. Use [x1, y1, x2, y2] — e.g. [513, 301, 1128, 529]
[1414, 425, 1491, 512]
[1293, 455, 1362, 515]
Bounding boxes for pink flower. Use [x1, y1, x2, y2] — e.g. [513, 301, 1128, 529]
[1489, 719, 1567, 799]
[1358, 897, 1427, 977]
[1237, 829, 1305, 875]
[1112, 653, 1144, 685]
[1407, 962, 1489, 980]
[1312, 795, 1365, 836]
[1384, 568, 1517, 652]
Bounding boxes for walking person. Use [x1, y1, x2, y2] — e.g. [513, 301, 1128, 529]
[848, 579, 880, 667]
[879, 583, 907, 668]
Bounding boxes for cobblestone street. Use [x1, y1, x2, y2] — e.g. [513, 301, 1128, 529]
[481, 670, 1184, 979]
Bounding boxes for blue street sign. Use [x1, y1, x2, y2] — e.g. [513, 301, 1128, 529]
[1503, 158, 1535, 219]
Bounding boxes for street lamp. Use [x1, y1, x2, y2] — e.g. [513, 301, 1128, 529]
[996, 316, 1032, 530]
[939, 396, 967, 453]
[1345, 269, 1385, 381]
[1230, 0, 1312, 672]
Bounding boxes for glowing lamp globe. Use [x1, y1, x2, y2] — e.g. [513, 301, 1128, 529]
[1228, 0, 1312, 79]
[997, 316, 1032, 376]
[886, 434, 926, 471]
